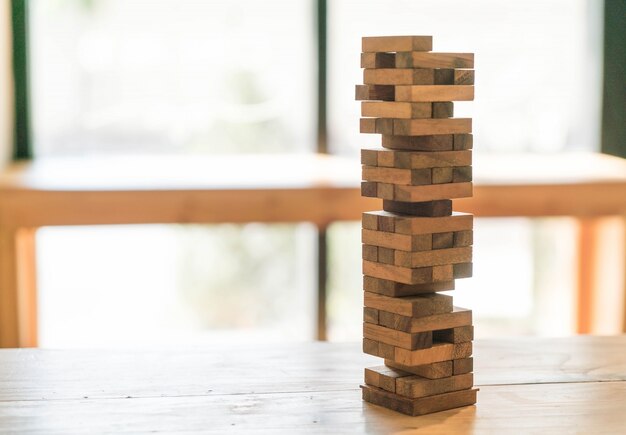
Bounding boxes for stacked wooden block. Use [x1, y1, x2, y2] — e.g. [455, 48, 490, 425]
[357, 35, 477, 416]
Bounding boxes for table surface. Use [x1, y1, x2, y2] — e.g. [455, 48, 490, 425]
[0, 336, 625, 434]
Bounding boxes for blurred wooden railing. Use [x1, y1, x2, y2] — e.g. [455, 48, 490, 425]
[1, 152, 625, 347]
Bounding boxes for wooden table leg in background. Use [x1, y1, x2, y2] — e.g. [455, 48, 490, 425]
[0, 227, 38, 348]
[576, 218, 599, 334]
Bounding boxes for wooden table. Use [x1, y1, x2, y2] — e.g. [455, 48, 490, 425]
[0, 336, 624, 433]
[1, 152, 626, 347]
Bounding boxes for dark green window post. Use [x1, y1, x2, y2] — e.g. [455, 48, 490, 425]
[11, 0, 31, 160]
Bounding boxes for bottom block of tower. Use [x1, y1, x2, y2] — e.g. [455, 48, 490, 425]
[361, 384, 478, 416]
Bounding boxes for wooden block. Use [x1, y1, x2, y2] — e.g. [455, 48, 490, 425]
[355, 84, 395, 101]
[432, 167, 453, 184]
[385, 359, 453, 380]
[377, 246, 395, 265]
[363, 276, 455, 297]
[363, 338, 395, 359]
[363, 307, 379, 324]
[453, 133, 473, 150]
[362, 244, 378, 262]
[361, 384, 478, 416]
[396, 373, 474, 399]
[394, 342, 473, 366]
[361, 181, 377, 197]
[363, 69, 454, 86]
[395, 52, 474, 69]
[383, 199, 452, 217]
[434, 325, 474, 343]
[432, 232, 454, 249]
[392, 118, 472, 136]
[394, 246, 472, 268]
[453, 262, 473, 279]
[360, 118, 377, 134]
[453, 357, 474, 375]
[378, 307, 472, 334]
[364, 365, 412, 393]
[382, 134, 454, 151]
[367, 182, 472, 202]
[364, 291, 452, 318]
[364, 323, 433, 350]
[363, 149, 472, 169]
[362, 228, 432, 251]
[362, 102, 431, 119]
[395, 85, 474, 102]
[360, 118, 394, 134]
[432, 102, 454, 118]
[363, 210, 473, 235]
[361, 52, 395, 69]
[362, 166, 432, 186]
[453, 166, 472, 183]
[453, 230, 473, 247]
[362, 36, 432, 53]
[364, 260, 440, 284]
[454, 69, 475, 85]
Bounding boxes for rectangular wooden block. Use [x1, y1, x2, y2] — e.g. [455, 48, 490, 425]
[355, 84, 395, 101]
[394, 246, 473, 268]
[454, 357, 474, 375]
[364, 291, 452, 318]
[361, 384, 478, 416]
[364, 365, 411, 393]
[363, 210, 473, 235]
[454, 69, 475, 85]
[383, 199, 452, 217]
[433, 325, 474, 343]
[453, 166, 473, 183]
[363, 260, 450, 284]
[362, 36, 433, 53]
[396, 372, 474, 399]
[385, 359, 453, 380]
[378, 307, 472, 334]
[363, 181, 472, 201]
[395, 85, 474, 102]
[362, 101, 432, 119]
[382, 134, 453, 151]
[454, 262, 472, 279]
[362, 228, 432, 251]
[394, 341, 473, 366]
[362, 166, 432, 186]
[361, 52, 395, 69]
[363, 276, 455, 297]
[395, 52, 474, 69]
[363, 337, 395, 359]
[364, 323, 433, 350]
[361, 149, 472, 169]
[454, 133, 473, 150]
[363, 68, 454, 85]
[363, 306, 379, 324]
[392, 118, 472, 136]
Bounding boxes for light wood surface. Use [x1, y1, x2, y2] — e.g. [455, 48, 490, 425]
[1, 152, 626, 347]
[0, 336, 625, 433]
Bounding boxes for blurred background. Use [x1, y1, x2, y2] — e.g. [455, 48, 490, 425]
[0, 0, 624, 348]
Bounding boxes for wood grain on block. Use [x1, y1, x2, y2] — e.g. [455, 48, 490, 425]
[396, 373, 474, 399]
[361, 384, 478, 416]
[432, 232, 454, 249]
[364, 323, 433, 350]
[394, 246, 473, 268]
[359, 118, 394, 134]
[362, 36, 432, 53]
[362, 244, 378, 262]
[361, 181, 378, 197]
[360, 118, 377, 134]
[394, 342, 473, 366]
[382, 134, 454, 151]
[363, 276, 455, 297]
[378, 307, 472, 334]
[395, 85, 474, 102]
[362, 228, 432, 251]
[362, 166, 432, 186]
[454, 69, 475, 85]
[364, 291, 452, 318]
[355, 84, 395, 101]
[432, 167, 453, 184]
[453, 230, 473, 247]
[432, 102, 454, 118]
[364, 365, 411, 393]
[392, 118, 472, 136]
[395, 52, 474, 69]
[434, 325, 474, 343]
[383, 199, 452, 217]
[453, 262, 473, 279]
[363, 68, 454, 86]
[362, 101, 432, 119]
[363, 307, 379, 324]
[363, 338, 395, 359]
[453, 357, 474, 375]
[363, 149, 472, 169]
[362, 210, 473, 235]
[377, 246, 395, 264]
[453, 166, 473, 183]
[453, 133, 473, 150]
[361, 52, 395, 69]
[385, 359, 453, 380]
[367, 182, 472, 202]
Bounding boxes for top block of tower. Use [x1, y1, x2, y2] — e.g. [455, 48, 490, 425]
[362, 36, 433, 53]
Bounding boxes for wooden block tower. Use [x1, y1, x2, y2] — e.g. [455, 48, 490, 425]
[357, 36, 477, 416]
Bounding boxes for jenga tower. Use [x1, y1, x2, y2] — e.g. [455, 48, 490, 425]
[357, 36, 477, 416]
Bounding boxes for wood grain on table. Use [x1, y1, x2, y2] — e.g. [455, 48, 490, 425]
[0, 336, 625, 434]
